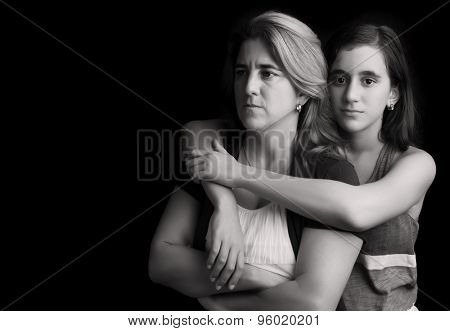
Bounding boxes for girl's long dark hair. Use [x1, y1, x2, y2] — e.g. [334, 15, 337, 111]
[324, 24, 420, 151]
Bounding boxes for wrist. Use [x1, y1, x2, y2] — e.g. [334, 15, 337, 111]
[235, 164, 252, 188]
[215, 194, 237, 211]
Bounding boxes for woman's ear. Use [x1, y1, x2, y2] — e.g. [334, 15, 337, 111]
[297, 94, 310, 107]
[388, 86, 400, 107]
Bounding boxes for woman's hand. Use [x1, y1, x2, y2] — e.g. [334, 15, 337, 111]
[185, 139, 247, 188]
[205, 204, 245, 291]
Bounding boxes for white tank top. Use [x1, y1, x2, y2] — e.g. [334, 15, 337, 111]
[237, 202, 296, 279]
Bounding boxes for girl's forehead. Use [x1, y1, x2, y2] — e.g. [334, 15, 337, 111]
[332, 45, 388, 76]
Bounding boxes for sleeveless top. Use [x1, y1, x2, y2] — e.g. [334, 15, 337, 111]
[338, 144, 419, 310]
[175, 129, 359, 266]
[209, 202, 296, 279]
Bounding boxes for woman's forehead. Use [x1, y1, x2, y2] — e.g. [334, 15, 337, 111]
[236, 38, 277, 65]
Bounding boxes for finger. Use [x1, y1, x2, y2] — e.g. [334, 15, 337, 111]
[184, 149, 209, 159]
[228, 250, 245, 290]
[209, 244, 229, 287]
[216, 248, 238, 290]
[206, 238, 221, 272]
[185, 157, 205, 168]
[187, 163, 206, 177]
[212, 139, 228, 154]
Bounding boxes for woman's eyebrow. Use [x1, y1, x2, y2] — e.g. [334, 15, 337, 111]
[257, 63, 281, 70]
[234, 63, 281, 70]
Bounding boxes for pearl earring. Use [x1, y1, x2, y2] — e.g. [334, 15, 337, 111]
[296, 104, 302, 112]
[388, 103, 395, 111]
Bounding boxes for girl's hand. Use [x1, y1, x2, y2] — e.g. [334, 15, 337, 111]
[206, 205, 245, 292]
[185, 139, 246, 188]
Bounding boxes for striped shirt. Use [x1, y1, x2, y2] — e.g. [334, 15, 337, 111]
[337, 144, 419, 310]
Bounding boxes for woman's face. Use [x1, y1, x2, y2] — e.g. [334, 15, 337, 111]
[329, 45, 396, 135]
[234, 38, 299, 131]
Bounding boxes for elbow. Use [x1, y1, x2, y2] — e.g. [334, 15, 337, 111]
[306, 297, 337, 311]
[340, 203, 371, 232]
[148, 243, 170, 285]
[294, 293, 338, 311]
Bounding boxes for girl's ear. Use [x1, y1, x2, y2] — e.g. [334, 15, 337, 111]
[388, 86, 400, 107]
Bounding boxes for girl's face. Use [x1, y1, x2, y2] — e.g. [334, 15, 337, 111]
[329, 45, 398, 136]
[234, 38, 299, 131]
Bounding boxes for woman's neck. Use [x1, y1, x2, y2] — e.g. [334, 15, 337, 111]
[244, 113, 298, 173]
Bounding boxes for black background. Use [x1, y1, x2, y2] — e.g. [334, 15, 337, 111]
[1, 0, 448, 310]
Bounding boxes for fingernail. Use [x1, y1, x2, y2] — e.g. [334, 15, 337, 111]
[229, 284, 235, 290]
[210, 277, 216, 282]
[216, 284, 222, 291]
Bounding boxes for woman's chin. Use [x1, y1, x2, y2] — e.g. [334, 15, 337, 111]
[240, 117, 265, 130]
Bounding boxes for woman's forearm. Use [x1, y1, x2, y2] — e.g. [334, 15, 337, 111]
[200, 279, 328, 311]
[149, 242, 285, 298]
[201, 181, 236, 209]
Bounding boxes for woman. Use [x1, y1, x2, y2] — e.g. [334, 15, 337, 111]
[187, 23, 435, 310]
[149, 11, 362, 310]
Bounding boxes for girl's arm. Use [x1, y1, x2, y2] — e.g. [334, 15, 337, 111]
[149, 187, 285, 298]
[237, 148, 435, 231]
[199, 227, 363, 310]
[188, 142, 436, 231]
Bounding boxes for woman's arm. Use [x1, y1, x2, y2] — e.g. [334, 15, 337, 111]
[149, 187, 285, 298]
[183, 120, 245, 289]
[199, 227, 363, 310]
[188, 143, 436, 231]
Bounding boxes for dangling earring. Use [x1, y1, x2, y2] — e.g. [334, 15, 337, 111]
[388, 103, 395, 111]
[296, 104, 302, 112]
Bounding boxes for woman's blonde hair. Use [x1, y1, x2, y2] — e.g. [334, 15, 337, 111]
[223, 11, 344, 176]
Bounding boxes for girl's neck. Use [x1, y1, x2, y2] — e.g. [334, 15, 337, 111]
[346, 122, 384, 156]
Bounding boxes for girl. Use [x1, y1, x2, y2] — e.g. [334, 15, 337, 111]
[187, 23, 435, 310]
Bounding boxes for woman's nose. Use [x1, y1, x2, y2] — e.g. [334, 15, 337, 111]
[245, 72, 260, 95]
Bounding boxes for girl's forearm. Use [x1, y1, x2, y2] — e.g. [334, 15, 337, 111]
[236, 166, 358, 231]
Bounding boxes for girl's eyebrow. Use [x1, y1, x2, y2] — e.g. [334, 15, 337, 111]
[358, 70, 382, 79]
[329, 68, 382, 79]
[329, 69, 348, 76]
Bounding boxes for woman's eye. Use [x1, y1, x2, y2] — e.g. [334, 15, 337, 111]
[235, 69, 246, 77]
[261, 71, 275, 79]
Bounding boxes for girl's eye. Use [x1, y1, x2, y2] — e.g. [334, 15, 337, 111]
[235, 69, 246, 77]
[363, 78, 376, 86]
[333, 76, 347, 85]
